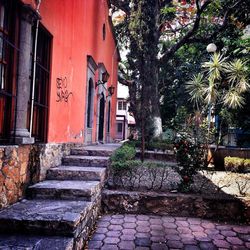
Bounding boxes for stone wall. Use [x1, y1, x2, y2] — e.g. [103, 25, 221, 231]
[209, 146, 250, 170]
[0, 143, 78, 209]
[102, 190, 249, 223]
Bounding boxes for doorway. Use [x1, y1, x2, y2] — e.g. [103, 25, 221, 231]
[98, 93, 105, 142]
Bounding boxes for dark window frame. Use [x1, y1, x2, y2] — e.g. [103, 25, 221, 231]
[0, 0, 20, 143]
[27, 23, 52, 143]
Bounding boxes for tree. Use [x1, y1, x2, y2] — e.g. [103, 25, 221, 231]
[111, 0, 250, 139]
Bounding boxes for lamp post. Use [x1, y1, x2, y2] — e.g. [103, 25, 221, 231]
[206, 43, 217, 134]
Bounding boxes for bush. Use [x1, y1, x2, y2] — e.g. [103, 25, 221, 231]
[111, 144, 136, 163]
[225, 157, 250, 173]
[111, 160, 141, 171]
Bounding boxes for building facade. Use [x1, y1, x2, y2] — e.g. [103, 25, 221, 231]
[116, 83, 135, 141]
[0, 0, 119, 208]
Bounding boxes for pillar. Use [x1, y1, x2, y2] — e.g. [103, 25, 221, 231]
[14, 5, 39, 144]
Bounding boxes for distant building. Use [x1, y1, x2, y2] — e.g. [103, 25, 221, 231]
[116, 83, 135, 141]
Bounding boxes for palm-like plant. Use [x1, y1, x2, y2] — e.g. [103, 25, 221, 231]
[186, 52, 249, 133]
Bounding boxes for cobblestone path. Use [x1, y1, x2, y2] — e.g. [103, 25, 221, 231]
[86, 214, 250, 250]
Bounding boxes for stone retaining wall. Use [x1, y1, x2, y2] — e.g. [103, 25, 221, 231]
[0, 143, 78, 209]
[102, 189, 249, 223]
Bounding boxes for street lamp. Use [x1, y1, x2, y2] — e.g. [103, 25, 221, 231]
[96, 71, 110, 88]
[206, 43, 217, 53]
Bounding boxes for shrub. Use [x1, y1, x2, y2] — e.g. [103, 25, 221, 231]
[111, 160, 141, 171]
[111, 144, 136, 163]
[224, 157, 250, 173]
[224, 157, 244, 172]
[174, 133, 207, 192]
[243, 159, 250, 173]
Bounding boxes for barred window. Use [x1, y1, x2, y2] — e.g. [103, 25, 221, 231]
[0, 0, 20, 143]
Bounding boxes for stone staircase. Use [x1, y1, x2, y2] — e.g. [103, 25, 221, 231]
[0, 144, 119, 250]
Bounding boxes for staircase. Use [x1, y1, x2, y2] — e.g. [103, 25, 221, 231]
[0, 144, 119, 250]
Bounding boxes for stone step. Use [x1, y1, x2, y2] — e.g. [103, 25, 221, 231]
[63, 155, 110, 167]
[71, 147, 113, 157]
[0, 234, 74, 250]
[47, 165, 107, 182]
[27, 180, 101, 201]
[0, 199, 94, 237]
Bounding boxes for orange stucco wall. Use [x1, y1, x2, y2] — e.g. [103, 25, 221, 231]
[21, 0, 118, 143]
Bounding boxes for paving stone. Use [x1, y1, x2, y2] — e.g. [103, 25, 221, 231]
[135, 237, 151, 247]
[216, 225, 232, 231]
[137, 215, 150, 221]
[177, 227, 192, 234]
[238, 233, 250, 242]
[88, 240, 103, 249]
[149, 218, 163, 225]
[135, 247, 150, 250]
[136, 226, 151, 233]
[201, 222, 215, 229]
[164, 229, 179, 235]
[213, 239, 231, 248]
[246, 242, 250, 248]
[190, 225, 204, 232]
[233, 226, 250, 234]
[118, 240, 135, 249]
[112, 214, 124, 219]
[162, 217, 175, 223]
[220, 230, 237, 237]
[136, 221, 150, 227]
[99, 215, 112, 221]
[151, 230, 166, 237]
[208, 233, 225, 240]
[106, 231, 122, 237]
[184, 245, 200, 250]
[108, 225, 123, 231]
[150, 224, 164, 231]
[151, 242, 169, 250]
[187, 218, 201, 225]
[122, 228, 136, 235]
[165, 234, 181, 241]
[150, 236, 166, 243]
[135, 233, 151, 238]
[124, 216, 137, 223]
[101, 244, 119, 250]
[163, 223, 177, 229]
[166, 240, 183, 248]
[176, 221, 189, 227]
[91, 233, 106, 241]
[120, 234, 135, 241]
[226, 236, 243, 245]
[110, 218, 124, 225]
[97, 221, 110, 227]
[199, 242, 217, 250]
[95, 227, 108, 234]
[103, 237, 120, 244]
[123, 222, 136, 229]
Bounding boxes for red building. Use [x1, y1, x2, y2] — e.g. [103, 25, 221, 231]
[0, 0, 119, 208]
[0, 0, 119, 145]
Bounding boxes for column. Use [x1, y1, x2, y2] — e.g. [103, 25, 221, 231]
[14, 5, 38, 144]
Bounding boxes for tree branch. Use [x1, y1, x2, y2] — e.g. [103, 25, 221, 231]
[160, 0, 212, 62]
[109, 0, 130, 14]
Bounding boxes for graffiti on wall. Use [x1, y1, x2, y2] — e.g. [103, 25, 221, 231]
[56, 77, 73, 102]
